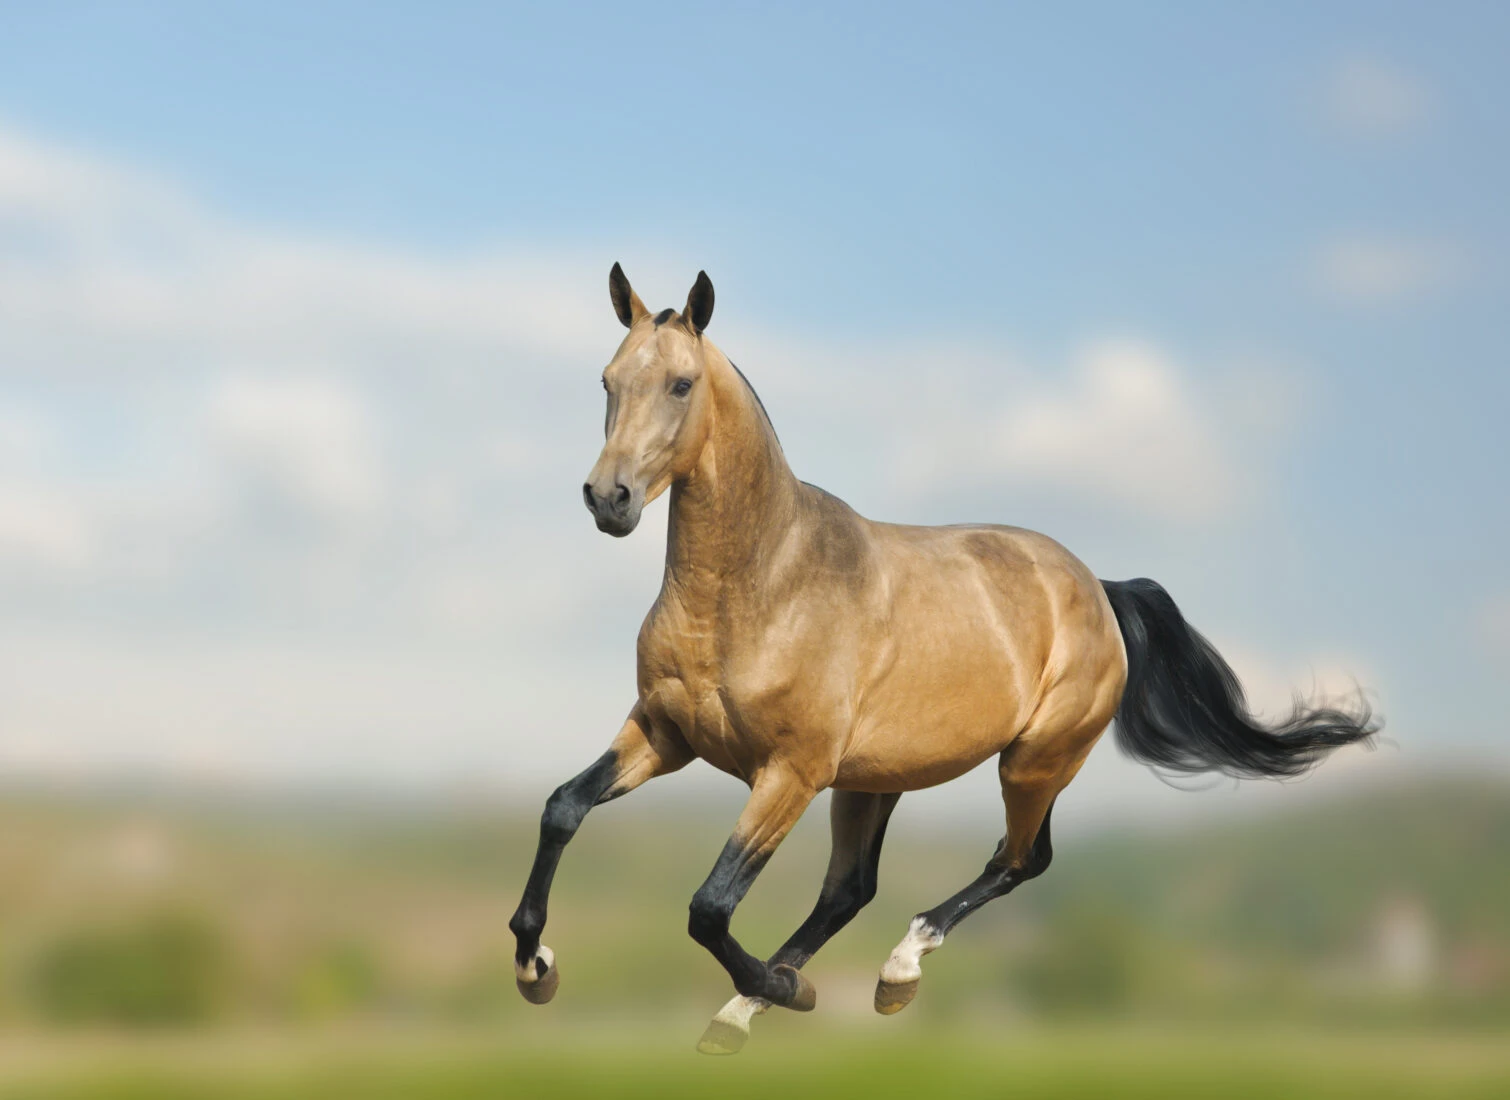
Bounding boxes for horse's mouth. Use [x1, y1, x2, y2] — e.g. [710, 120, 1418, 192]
[594, 512, 639, 537]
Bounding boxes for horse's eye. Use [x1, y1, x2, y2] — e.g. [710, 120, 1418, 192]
[672, 378, 693, 397]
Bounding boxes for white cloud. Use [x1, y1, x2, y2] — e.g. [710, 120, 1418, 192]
[0, 630, 633, 788]
[0, 124, 614, 379]
[0, 480, 94, 569]
[894, 340, 1238, 522]
[997, 341, 1234, 520]
[1313, 235, 1462, 305]
[0, 403, 57, 466]
[209, 373, 383, 519]
[0, 121, 713, 791]
[1323, 54, 1433, 138]
[0, 402, 94, 569]
[0, 120, 1337, 795]
[0, 122, 193, 239]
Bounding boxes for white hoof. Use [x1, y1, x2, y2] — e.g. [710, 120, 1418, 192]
[876, 917, 942, 1015]
[515, 944, 559, 1004]
[696, 994, 768, 1055]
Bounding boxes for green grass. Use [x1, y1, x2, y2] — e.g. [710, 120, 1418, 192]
[1, 774, 1507, 1099]
[4, 1022, 1510, 1100]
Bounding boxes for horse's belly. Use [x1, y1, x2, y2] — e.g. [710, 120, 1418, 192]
[834, 714, 1016, 792]
[831, 615, 1042, 792]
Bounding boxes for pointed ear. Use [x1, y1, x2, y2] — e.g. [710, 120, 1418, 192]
[683, 270, 714, 335]
[609, 262, 648, 328]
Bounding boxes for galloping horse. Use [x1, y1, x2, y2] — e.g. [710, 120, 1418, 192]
[509, 266, 1377, 1054]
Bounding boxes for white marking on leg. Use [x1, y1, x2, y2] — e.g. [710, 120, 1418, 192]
[515, 943, 554, 984]
[711, 993, 769, 1033]
[880, 917, 943, 984]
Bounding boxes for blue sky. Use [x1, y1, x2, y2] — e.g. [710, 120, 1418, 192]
[0, 3, 1505, 822]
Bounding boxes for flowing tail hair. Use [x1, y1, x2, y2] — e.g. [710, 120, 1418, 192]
[1101, 578, 1379, 779]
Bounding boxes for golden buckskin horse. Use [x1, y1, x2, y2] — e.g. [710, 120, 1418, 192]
[509, 266, 1377, 1054]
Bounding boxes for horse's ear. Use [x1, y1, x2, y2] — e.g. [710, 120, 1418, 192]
[609, 262, 648, 328]
[683, 270, 714, 335]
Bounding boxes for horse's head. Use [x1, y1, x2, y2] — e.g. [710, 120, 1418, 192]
[583, 263, 717, 536]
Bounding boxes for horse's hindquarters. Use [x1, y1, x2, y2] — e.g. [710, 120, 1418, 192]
[831, 526, 1125, 793]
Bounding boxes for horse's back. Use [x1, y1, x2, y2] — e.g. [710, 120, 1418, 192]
[869, 520, 1109, 635]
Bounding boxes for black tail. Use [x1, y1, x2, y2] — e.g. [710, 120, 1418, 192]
[1101, 578, 1379, 779]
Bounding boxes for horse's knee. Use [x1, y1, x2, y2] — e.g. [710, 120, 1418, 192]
[688, 889, 730, 948]
[539, 752, 621, 845]
[541, 777, 600, 845]
[539, 789, 578, 845]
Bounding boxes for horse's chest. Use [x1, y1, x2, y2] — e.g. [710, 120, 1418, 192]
[638, 621, 803, 781]
[645, 669, 753, 781]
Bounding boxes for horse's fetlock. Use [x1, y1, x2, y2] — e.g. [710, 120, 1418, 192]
[732, 971, 768, 998]
[509, 907, 543, 943]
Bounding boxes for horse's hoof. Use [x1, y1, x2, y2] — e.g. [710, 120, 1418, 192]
[699, 994, 767, 1056]
[697, 1017, 750, 1056]
[874, 976, 919, 1015]
[876, 917, 939, 1014]
[515, 947, 559, 1005]
[772, 964, 817, 1012]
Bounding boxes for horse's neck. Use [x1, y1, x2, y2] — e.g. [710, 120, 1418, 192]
[664, 347, 797, 601]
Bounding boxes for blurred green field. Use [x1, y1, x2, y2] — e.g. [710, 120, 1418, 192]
[0, 774, 1506, 1097]
[3, 1022, 1510, 1100]
[0, 775, 1505, 1030]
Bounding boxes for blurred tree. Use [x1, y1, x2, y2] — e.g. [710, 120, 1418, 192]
[292, 940, 383, 1019]
[1014, 910, 1142, 1015]
[27, 911, 227, 1026]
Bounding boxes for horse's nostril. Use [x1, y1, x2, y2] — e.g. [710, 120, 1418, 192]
[582, 483, 596, 509]
[614, 483, 631, 506]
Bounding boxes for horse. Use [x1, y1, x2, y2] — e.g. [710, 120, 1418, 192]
[508, 265, 1378, 1054]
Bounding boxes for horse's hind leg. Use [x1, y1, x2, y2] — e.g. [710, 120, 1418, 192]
[874, 722, 1106, 1015]
[700, 790, 900, 1055]
[771, 790, 903, 969]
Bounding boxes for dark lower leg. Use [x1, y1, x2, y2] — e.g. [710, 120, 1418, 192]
[688, 772, 817, 1008]
[918, 799, 1054, 937]
[875, 736, 1097, 1017]
[689, 839, 799, 1001]
[768, 790, 899, 970]
[508, 750, 622, 966]
[874, 798, 1056, 1015]
[509, 712, 692, 972]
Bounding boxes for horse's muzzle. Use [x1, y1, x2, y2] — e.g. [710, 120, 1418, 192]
[583, 480, 641, 537]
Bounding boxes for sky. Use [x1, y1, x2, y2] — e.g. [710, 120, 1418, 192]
[0, 2, 1506, 830]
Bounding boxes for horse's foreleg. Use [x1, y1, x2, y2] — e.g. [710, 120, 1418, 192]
[702, 789, 900, 1054]
[509, 707, 690, 1004]
[688, 768, 818, 1053]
